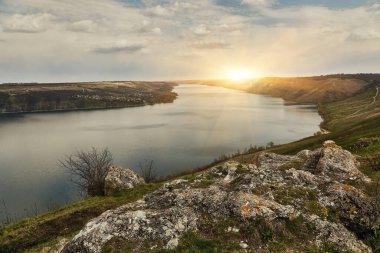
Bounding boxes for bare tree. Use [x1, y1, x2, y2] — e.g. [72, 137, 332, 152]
[60, 147, 113, 196]
[139, 160, 157, 183]
[266, 141, 275, 149]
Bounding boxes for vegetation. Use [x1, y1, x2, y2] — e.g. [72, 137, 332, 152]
[0, 82, 177, 114]
[60, 147, 113, 197]
[202, 74, 378, 104]
[0, 184, 160, 253]
[139, 160, 157, 183]
[366, 153, 380, 171]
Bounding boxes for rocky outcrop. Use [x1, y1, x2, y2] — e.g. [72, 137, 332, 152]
[104, 166, 145, 195]
[304, 140, 369, 183]
[61, 141, 377, 253]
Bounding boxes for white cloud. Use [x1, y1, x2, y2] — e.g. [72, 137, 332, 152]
[241, 0, 277, 7]
[346, 30, 380, 41]
[144, 5, 171, 16]
[152, 27, 162, 35]
[191, 40, 230, 49]
[67, 20, 99, 33]
[193, 24, 211, 35]
[91, 41, 146, 54]
[2, 13, 54, 33]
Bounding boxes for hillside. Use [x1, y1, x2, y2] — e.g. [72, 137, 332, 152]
[0, 82, 177, 113]
[202, 74, 380, 104]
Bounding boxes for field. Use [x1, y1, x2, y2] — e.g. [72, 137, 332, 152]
[0, 82, 177, 113]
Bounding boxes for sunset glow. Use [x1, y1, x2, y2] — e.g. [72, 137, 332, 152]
[0, 1, 378, 82]
[228, 70, 252, 81]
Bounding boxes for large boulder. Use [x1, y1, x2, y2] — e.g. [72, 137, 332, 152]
[104, 166, 145, 195]
[316, 140, 366, 181]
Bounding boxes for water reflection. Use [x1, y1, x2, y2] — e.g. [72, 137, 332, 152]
[0, 84, 322, 222]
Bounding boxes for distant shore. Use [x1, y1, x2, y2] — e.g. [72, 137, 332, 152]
[0, 81, 178, 114]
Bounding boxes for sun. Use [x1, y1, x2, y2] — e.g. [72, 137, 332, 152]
[228, 69, 254, 81]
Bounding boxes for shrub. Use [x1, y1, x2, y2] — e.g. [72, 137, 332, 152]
[60, 147, 113, 196]
[139, 160, 157, 183]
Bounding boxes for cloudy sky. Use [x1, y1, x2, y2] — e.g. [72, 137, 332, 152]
[0, 0, 379, 82]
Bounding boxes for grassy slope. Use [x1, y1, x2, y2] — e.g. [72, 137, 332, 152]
[201, 74, 371, 104]
[229, 94, 380, 189]
[1, 75, 380, 252]
[0, 184, 160, 253]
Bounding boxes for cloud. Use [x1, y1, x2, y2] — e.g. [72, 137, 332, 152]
[91, 41, 146, 54]
[2, 13, 54, 33]
[134, 23, 162, 35]
[144, 5, 171, 16]
[0, 0, 378, 82]
[191, 40, 231, 49]
[67, 20, 99, 33]
[152, 27, 162, 35]
[193, 24, 211, 35]
[241, 0, 277, 7]
[346, 31, 380, 41]
[369, 3, 380, 12]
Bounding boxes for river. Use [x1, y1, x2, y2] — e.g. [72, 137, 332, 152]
[0, 84, 322, 223]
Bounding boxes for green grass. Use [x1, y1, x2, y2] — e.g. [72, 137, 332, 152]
[0, 184, 160, 253]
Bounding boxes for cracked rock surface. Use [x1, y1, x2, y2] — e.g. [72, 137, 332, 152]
[61, 141, 377, 253]
[104, 166, 145, 195]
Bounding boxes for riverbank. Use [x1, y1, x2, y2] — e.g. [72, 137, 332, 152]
[199, 74, 376, 104]
[0, 82, 178, 114]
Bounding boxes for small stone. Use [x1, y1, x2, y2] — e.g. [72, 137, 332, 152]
[240, 241, 249, 249]
[166, 238, 179, 249]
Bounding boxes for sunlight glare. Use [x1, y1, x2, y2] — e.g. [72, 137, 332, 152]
[228, 69, 254, 81]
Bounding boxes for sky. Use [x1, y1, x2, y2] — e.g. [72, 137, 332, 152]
[0, 0, 379, 82]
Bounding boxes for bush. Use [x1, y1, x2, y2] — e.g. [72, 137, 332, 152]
[60, 147, 113, 196]
[139, 160, 157, 183]
[366, 153, 380, 171]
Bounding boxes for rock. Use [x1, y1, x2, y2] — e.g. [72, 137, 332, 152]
[104, 166, 145, 195]
[323, 183, 380, 233]
[239, 241, 249, 249]
[62, 205, 198, 253]
[306, 215, 372, 253]
[61, 141, 376, 252]
[316, 141, 365, 181]
[296, 149, 311, 159]
[166, 237, 179, 249]
[40, 238, 69, 253]
[226, 226, 240, 233]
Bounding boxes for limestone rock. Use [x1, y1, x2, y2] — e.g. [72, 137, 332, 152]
[317, 141, 363, 180]
[104, 166, 145, 195]
[61, 141, 375, 253]
[306, 214, 371, 253]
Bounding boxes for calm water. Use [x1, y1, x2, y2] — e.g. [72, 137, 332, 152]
[0, 84, 322, 222]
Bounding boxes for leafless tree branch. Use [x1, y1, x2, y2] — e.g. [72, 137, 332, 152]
[60, 147, 113, 196]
